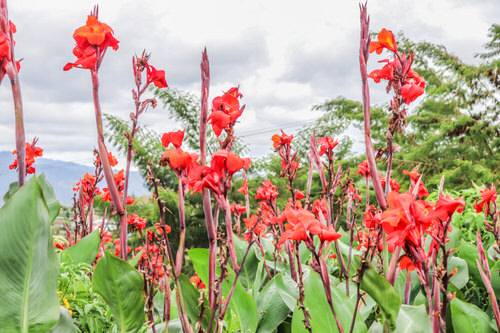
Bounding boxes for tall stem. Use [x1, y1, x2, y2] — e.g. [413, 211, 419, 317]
[359, 4, 387, 211]
[90, 70, 127, 259]
[175, 179, 186, 275]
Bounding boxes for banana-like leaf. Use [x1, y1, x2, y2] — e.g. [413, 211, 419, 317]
[0, 177, 60, 332]
[450, 298, 495, 333]
[47, 307, 77, 333]
[38, 174, 60, 223]
[65, 229, 100, 265]
[93, 251, 145, 333]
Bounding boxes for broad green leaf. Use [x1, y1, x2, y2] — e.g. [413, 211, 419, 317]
[291, 269, 367, 333]
[450, 298, 495, 333]
[490, 260, 500, 298]
[458, 241, 482, 284]
[2, 181, 18, 202]
[178, 274, 212, 329]
[65, 229, 100, 265]
[93, 251, 145, 333]
[448, 256, 468, 289]
[234, 236, 259, 289]
[256, 276, 291, 333]
[128, 249, 144, 268]
[0, 177, 60, 332]
[395, 305, 431, 333]
[148, 319, 183, 333]
[38, 174, 60, 223]
[360, 262, 401, 331]
[274, 274, 298, 311]
[47, 307, 77, 333]
[188, 248, 258, 333]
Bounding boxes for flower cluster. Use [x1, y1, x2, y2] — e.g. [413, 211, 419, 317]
[474, 185, 497, 216]
[127, 213, 147, 230]
[0, 17, 20, 83]
[101, 169, 135, 205]
[207, 87, 245, 137]
[368, 29, 426, 105]
[73, 173, 102, 206]
[9, 141, 43, 175]
[64, 10, 119, 71]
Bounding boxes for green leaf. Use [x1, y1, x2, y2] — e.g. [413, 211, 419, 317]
[128, 248, 144, 268]
[234, 236, 259, 289]
[394, 305, 431, 333]
[360, 263, 401, 331]
[38, 173, 60, 223]
[291, 269, 367, 333]
[188, 248, 258, 333]
[93, 251, 145, 333]
[448, 256, 469, 289]
[458, 241, 482, 284]
[2, 181, 18, 202]
[0, 177, 60, 332]
[255, 276, 292, 333]
[178, 274, 212, 329]
[450, 298, 495, 333]
[47, 307, 77, 333]
[274, 274, 298, 311]
[64, 229, 100, 265]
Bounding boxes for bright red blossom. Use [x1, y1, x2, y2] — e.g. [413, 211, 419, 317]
[146, 64, 168, 88]
[64, 14, 119, 71]
[474, 186, 497, 215]
[317, 136, 339, 156]
[271, 130, 293, 149]
[161, 130, 184, 148]
[370, 28, 398, 54]
[356, 160, 370, 178]
[9, 142, 43, 175]
[207, 87, 244, 136]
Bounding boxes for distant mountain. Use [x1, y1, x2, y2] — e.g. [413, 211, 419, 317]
[0, 151, 150, 206]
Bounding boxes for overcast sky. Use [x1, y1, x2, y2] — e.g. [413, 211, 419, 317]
[0, 0, 498, 169]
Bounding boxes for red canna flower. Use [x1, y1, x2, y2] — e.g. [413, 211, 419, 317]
[255, 180, 279, 201]
[9, 142, 43, 175]
[160, 147, 199, 171]
[230, 203, 246, 216]
[356, 160, 370, 178]
[401, 81, 425, 104]
[146, 64, 168, 88]
[370, 28, 398, 54]
[101, 169, 134, 205]
[368, 61, 394, 83]
[398, 256, 415, 271]
[317, 136, 339, 156]
[211, 150, 251, 176]
[73, 173, 102, 206]
[208, 87, 244, 136]
[127, 214, 147, 230]
[238, 178, 248, 195]
[96, 151, 118, 167]
[189, 273, 206, 289]
[64, 12, 119, 71]
[474, 185, 497, 215]
[271, 130, 293, 149]
[161, 130, 184, 148]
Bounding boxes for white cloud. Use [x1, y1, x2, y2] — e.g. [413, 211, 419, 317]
[0, 0, 497, 166]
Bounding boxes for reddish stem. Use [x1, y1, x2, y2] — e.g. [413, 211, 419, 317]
[358, 3, 387, 211]
[90, 70, 128, 260]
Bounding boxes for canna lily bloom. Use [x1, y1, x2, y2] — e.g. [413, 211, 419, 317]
[401, 81, 425, 104]
[64, 12, 119, 71]
[398, 256, 415, 271]
[127, 214, 147, 229]
[189, 273, 206, 289]
[379, 173, 401, 192]
[101, 169, 134, 205]
[238, 178, 248, 195]
[370, 28, 398, 54]
[474, 185, 497, 215]
[161, 130, 184, 148]
[208, 87, 244, 136]
[96, 151, 118, 167]
[317, 136, 339, 156]
[9, 142, 43, 175]
[230, 203, 246, 216]
[356, 160, 370, 178]
[160, 147, 199, 171]
[368, 61, 394, 83]
[146, 64, 168, 88]
[73, 173, 102, 206]
[430, 194, 464, 223]
[255, 179, 279, 201]
[210, 150, 251, 176]
[271, 130, 293, 149]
